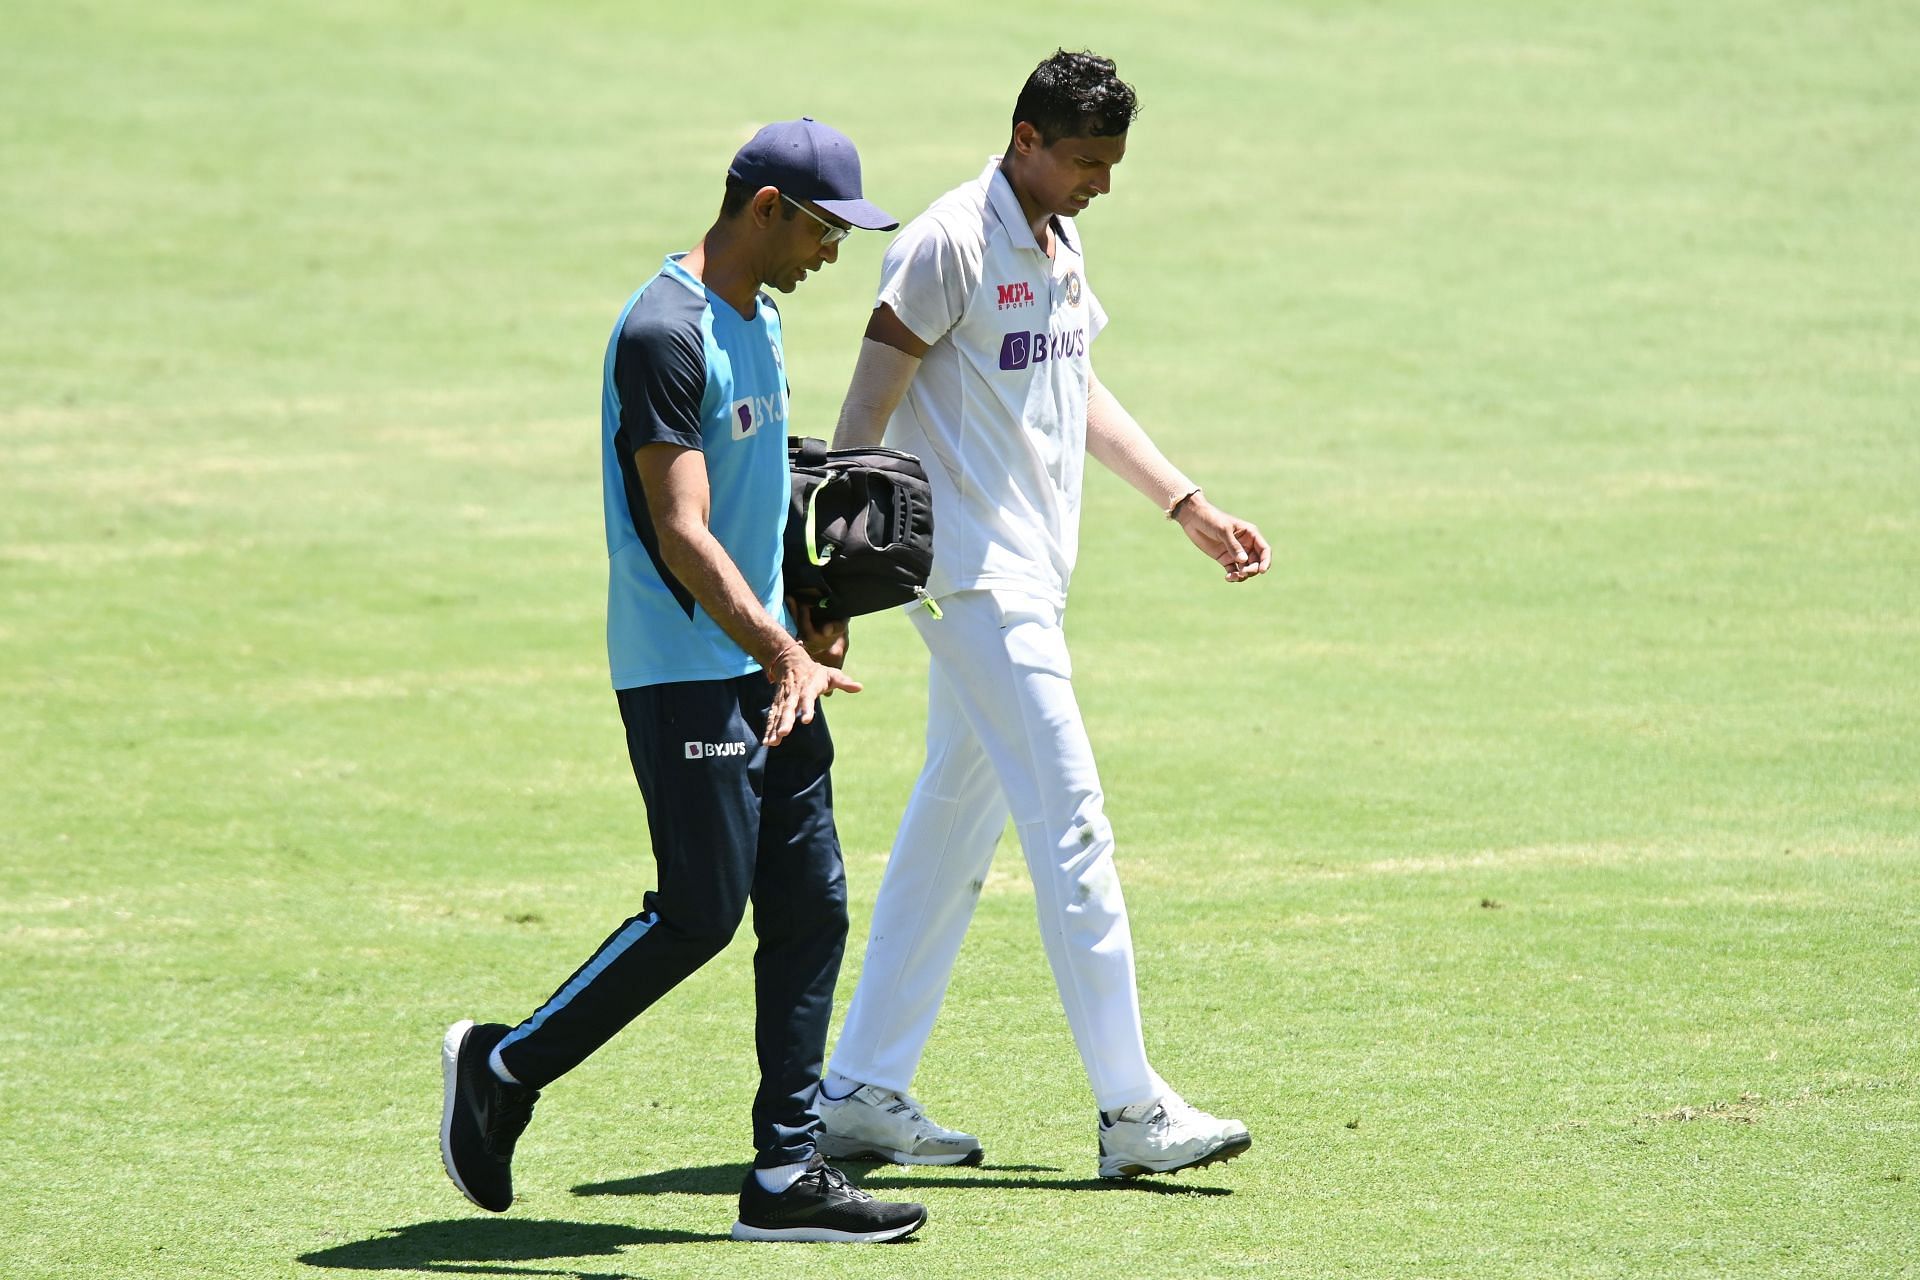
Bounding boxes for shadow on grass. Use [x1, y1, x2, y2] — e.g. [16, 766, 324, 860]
[857, 1171, 1233, 1197]
[572, 1165, 744, 1197]
[298, 1217, 723, 1278]
[571, 1162, 1229, 1199]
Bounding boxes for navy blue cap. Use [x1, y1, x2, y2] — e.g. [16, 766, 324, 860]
[727, 117, 899, 232]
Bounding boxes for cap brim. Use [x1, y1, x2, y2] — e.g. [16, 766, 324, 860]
[813, 197, 899, 232]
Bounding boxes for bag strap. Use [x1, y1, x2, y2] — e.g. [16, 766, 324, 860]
[792, 436, 830, 468]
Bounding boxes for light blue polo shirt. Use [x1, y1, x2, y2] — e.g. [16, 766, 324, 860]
[600, 255, 793, 689]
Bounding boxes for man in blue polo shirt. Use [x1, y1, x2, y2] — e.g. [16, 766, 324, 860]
[439, 118, 927, 1244]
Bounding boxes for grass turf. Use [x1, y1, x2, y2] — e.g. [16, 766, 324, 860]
[2, 1, 1916, 1276]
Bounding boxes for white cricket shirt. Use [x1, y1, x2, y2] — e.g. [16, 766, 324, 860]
[876, 157, 1107, 606]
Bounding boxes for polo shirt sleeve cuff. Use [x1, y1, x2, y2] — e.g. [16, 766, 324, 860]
[877, 287, 947, 348]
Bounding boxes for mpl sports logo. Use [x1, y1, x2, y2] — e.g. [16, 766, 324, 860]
[729, 391, 787, 441]
[994, 280, 1036, 311]
[685, 740, 749, 760]
[998, 327, 1087, 371]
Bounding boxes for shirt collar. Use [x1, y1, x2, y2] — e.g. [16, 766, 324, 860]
[661, 252, 765, 320]
[661, 253, 705, 294]
[981, 156, 1078, 258]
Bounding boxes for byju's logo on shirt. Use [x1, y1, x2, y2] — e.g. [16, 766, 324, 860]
[729, 393, 788, 441]
[998, 331, 1031, 370]
[685, 740, 749, 760]
[995, 281, 1036, 310]
[998, 327, 1087, 371]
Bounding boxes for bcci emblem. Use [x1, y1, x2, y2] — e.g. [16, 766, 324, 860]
[1064, 270, 1082, 307]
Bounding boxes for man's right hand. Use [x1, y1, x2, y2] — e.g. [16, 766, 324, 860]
[763, 642, 862, 746]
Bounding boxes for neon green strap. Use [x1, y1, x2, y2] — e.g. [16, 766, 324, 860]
[805, 485, 832, 566]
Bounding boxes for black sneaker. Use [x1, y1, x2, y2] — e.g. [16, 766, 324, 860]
[729, 1153, 928, 1243]
[440, 1019, 540, 1212]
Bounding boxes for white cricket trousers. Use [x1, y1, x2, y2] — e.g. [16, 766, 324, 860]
[829, 589, 1161, 1111]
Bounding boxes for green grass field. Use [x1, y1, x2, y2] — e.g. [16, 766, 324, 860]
[4, 2, 1917, 1276]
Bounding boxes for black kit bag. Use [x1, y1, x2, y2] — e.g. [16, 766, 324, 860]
[784, 436, 939, 623]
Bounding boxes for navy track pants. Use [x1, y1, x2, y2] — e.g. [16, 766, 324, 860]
[494, 673, 848, 1168]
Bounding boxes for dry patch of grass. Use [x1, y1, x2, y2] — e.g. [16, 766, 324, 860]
[1646, 1092, 1767, 1125]
[1641, 1078, 1910, 1127]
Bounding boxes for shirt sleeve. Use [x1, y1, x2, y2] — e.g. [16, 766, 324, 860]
[614, 309, 707, 451]
[1084, 268, 1108, 346]
[876, 218, 971, 347]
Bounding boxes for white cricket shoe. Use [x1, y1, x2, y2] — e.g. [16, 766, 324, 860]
[1097, 1092, 1252, 1178]
[816, 1084, 984, 1166]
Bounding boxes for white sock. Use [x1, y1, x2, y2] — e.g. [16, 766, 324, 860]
[754, 1161, 809, 1194]
[821, 1071, 864, 1101]
[489, 1044, 520, 1086]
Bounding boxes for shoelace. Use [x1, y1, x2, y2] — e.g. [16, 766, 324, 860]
[807, 1162, 873, 1202]
[1103, 1101, 1172, 1130]
[882, 1091, 939, 1127]
[487, 1085, 539, 1149]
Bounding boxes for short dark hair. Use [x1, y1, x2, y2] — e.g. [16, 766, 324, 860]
[1011, 49, 1139, 146]
[720, 175, 802, 221]
[720, 176, 754, 219]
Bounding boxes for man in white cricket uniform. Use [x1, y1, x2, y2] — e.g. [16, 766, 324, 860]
[816, 51, 1273, 1179]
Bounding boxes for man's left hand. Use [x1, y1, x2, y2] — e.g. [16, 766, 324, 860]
[1176, 495, 1272, 583]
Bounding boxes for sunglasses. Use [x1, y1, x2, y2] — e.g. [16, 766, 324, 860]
[781, 195, 851, 246]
